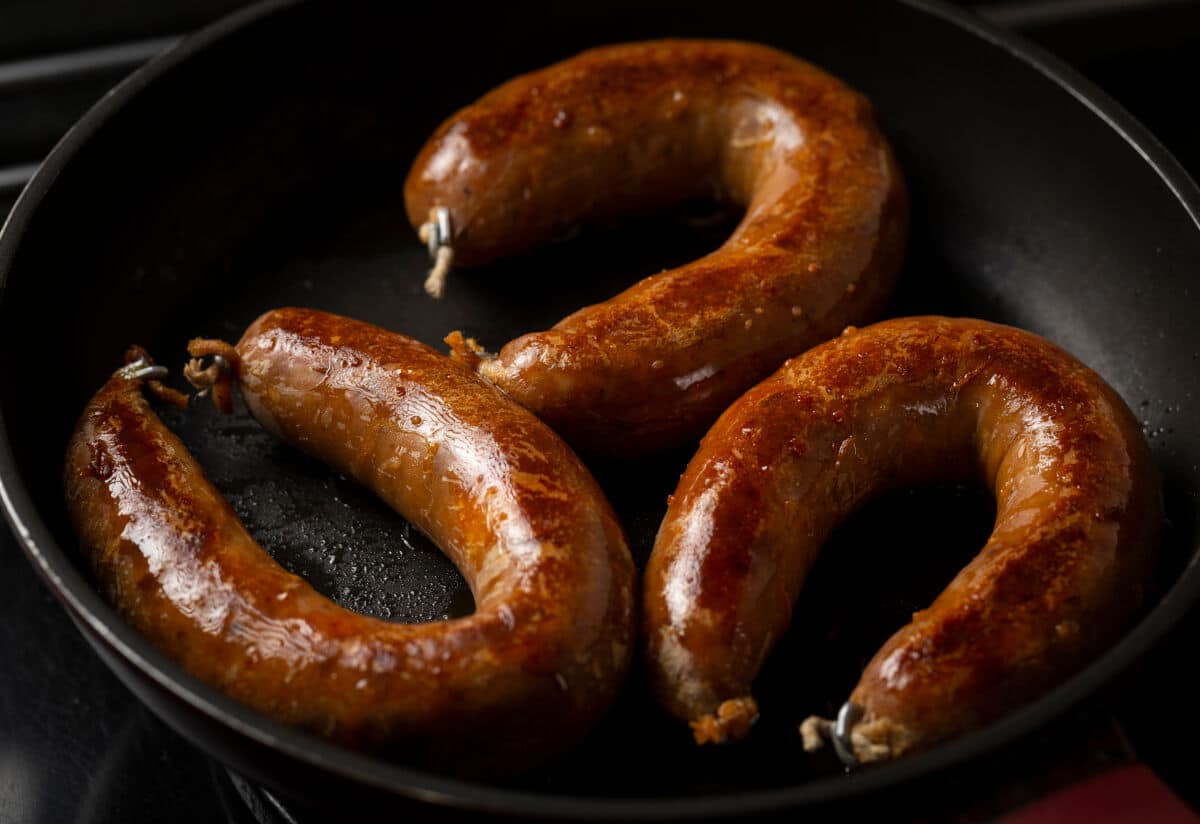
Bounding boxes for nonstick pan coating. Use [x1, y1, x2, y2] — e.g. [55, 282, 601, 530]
[1, 0, 1198, 819]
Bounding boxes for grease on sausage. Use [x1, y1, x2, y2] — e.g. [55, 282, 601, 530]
[644, 317, 1160, 760]
[64, 308, 635, 775]
[405, 40, 907, 455]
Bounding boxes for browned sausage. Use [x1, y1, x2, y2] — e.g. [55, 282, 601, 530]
[64, 308, 635, 775]
[405, 40, 907, 455]
[644, 317, 1161, 762]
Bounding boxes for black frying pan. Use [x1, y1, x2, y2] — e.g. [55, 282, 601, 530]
[1, 0, 1198, 819]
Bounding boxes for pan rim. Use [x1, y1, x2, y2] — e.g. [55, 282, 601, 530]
[2, 0, 1199, 818]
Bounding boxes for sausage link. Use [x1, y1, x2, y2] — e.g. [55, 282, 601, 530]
[405, 40, 907, 455]
[64, 308, 635, 775]
[644, 317, 1161, 760]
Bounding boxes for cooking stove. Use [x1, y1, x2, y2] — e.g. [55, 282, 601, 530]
[2, 2, 1198, 821]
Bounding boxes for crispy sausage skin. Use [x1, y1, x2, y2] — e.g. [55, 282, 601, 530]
[405, 40, 907, 455]
[644, 317, 1161, 761]
[64, 308, 635, 775]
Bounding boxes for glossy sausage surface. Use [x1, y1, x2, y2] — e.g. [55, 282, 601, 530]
[405, 40, 907, 455]
[64, 308, 635, 775]
[644, 317, 1161, 760]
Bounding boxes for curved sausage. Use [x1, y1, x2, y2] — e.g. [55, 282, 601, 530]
[405, 40, 907, 455]
[64, 308, 635, 775]
[644, 317, 1161, 761]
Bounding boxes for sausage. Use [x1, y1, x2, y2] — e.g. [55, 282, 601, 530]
[643, 317, 1161, 761]
[405, 40, 907, 455]
[63, 308, 635, 776]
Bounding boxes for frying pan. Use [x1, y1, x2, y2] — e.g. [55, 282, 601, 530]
[1, 0, 1198, 819]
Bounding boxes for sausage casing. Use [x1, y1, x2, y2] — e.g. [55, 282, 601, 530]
[64, 308, 635, 775]
[405, 40, 907, 454]
[644, 317, 1161, 759]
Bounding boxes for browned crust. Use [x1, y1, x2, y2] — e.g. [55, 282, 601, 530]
[644, 316, 1161, 759]
[405, 40, 908, 455]
[64, 308, 636, 775]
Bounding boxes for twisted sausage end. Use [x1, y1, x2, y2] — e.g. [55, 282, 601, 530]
[689, 696, 759, 745]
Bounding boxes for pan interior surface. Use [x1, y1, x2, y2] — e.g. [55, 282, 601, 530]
[1, 0, 1197, 816]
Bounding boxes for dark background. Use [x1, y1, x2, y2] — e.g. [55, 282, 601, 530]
[1, 1, 1198, 822]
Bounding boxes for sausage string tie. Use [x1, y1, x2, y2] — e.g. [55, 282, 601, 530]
[418, 206, 454, 299]
[183, 338, 241, 414]
[799, 700, 864, 768]
[116, 348, 190, 408]
[116, 358, 168, 382]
